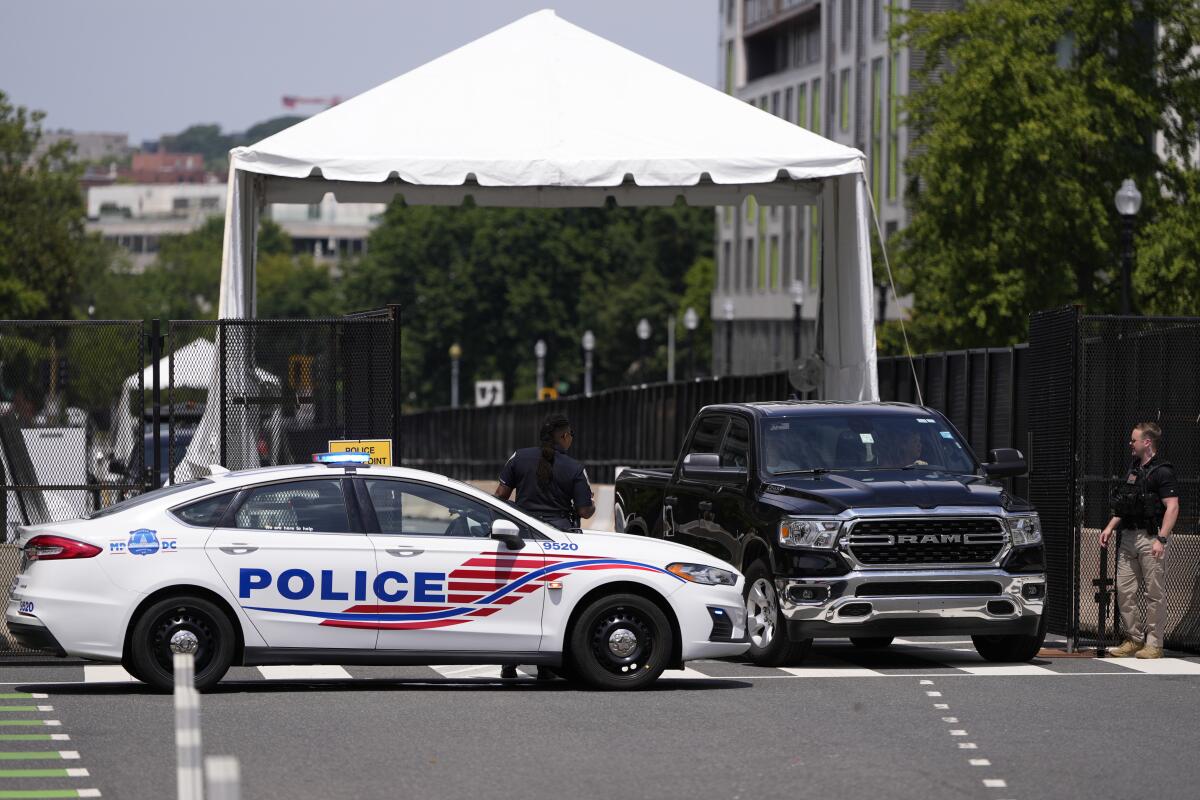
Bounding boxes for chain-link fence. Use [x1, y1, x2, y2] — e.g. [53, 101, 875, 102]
[166, 317, 398, 480]
[1032, 308, 1200, 653]
[0, 320, 146, 657]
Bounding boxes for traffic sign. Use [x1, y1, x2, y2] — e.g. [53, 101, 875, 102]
[327, 438, 392, 466]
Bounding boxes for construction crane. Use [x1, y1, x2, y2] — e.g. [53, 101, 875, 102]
[281, 95, 343, 111]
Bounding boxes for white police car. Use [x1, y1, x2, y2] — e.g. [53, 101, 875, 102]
[6, 454, 748, 691]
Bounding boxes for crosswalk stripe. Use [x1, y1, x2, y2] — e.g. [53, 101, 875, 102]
[659, 667, 711, 680]
[255, 666, 352, 681]
[0, 792, 100, 799]
[1105, 658, 1200, 675]
[958, 664, 1058, 676]
[81, 666, 136, 684]
[780, 665, 885, 678]
[429, 665, 515, 680]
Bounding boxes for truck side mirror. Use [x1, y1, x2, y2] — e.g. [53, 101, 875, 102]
[490, 518, 525, 550]
[681, 452, 747, 483]
[984, 448, 1026, 478]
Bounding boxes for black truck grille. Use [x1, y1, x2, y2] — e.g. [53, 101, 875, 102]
[847, 518, 1006, 566]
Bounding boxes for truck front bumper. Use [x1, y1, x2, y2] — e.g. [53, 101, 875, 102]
[778, 569, 1045, 639]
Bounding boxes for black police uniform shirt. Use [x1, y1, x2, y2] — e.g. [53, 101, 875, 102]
[1117, 454, 1178, 531]
[498, 446, 593, 520]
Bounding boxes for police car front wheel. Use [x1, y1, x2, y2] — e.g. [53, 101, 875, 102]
[128, 596, 236, 692]
[568, 594, 673, 690]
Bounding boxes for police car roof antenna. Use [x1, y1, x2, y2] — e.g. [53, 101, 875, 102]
[864, 179, 924, 407]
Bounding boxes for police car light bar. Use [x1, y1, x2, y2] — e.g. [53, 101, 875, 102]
[313, 451, 373, 466]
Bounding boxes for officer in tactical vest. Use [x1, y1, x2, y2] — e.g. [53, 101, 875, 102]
[1098, 422, 1180, 659]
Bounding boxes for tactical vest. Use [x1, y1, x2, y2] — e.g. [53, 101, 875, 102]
[1109, 461, 1172, 528]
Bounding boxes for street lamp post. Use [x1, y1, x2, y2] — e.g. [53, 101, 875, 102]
[448, 343, 462, 408]
[534, 339, 547, 399]
[683, 306, 699, 380]
[790, 280, 805, 362]
[636, 318, 651, 384]
[723, 300, 735, 377]
[582, 330, 595, 396]
[1114, 178, 1142, 315]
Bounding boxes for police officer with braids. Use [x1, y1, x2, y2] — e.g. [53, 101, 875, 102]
[1099, 422, 1180, 659]
[494, 413, 595, 531]
[494, 413, 594, 680]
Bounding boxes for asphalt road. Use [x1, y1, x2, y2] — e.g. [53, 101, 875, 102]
[1, 639, 1198, 800]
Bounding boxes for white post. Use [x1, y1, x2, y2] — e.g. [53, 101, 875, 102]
[174, 653, 204, 800]
[205, 756, 241, 800]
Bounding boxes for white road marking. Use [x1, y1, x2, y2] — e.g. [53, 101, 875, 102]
[659, 668, 710, 680]
[78, 791, 102, 798]
[781, 665, 884, 678]
[919, 679, 935, 685]
[958, 743, 978, 749]
[256, 665, 353, 681]
[429, 665, 519, 680]
[934, 703, 950, 709]
[895, 639, 974, 645]
[83, 665, 138, 683]
[970, 759, 992, 766]
[983, 779, 1008, 788]
[60, 750, 80, 759]
[1108, 658, 1200, 675]
[44, 720, 61, 727]
[942, 716, 959, 723]
[66, 767, 90, 777]
[36, 705, 53, 712]
[949, 729, 968, 736]
[926, 691, 942, 696]
[31, 693, 48, 699]
[51, 733, 70, 741]
[959, 664, 1057, 676]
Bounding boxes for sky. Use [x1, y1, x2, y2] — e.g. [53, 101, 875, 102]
[1, 0, 719, 144]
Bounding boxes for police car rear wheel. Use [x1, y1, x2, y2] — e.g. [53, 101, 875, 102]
[569, 594, 672, 690]
[129, 596, 235, 692]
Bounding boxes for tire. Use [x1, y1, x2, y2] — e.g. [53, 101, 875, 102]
[120, 653, 147, 684]
[129, 596, 236, 692]
[743, 561, 812, 667]
[971, 614, 1047, 663]
[850, 637, 894, 649]
[567, 593, 673, 690]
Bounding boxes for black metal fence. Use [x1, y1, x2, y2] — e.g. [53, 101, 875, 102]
[1031, 308, 1200, 652]
[401, 346, 1029, 490]
[0, 312, 399, 657]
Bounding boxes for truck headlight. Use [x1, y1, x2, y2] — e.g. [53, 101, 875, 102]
[779, 518, 842, 549]
[666, 563, 738, 586]
[1006, 514, 1042, 546]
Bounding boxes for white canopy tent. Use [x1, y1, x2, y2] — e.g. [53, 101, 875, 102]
[197, 9, 878, 475]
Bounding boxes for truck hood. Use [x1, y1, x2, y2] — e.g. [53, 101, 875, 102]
[562, 529, 741, 575]
[764, 469, 1025, 513]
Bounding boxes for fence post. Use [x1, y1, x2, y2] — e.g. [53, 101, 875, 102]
[388, 304, 402, 459]
[150, 319, 163, 489]
[218, 321, 227, 468]
[205, 756, 240, 800]
[174, 653, 203, 800]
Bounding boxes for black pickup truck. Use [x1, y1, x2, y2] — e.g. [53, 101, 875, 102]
[614, 401, 1047, 666]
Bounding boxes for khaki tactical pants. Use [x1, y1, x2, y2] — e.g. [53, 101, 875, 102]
[1116, 530, 1166, 649]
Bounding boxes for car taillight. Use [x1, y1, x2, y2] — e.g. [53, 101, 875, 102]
[23, 535, 102, 562]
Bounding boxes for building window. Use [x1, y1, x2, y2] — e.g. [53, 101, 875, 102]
[307, 204, 321, 220]
[811, 78, 821, 134]
[888, 51, 900, 201]
[841, 0, 852, 52]
[771, 91, 780, 116]
[809, 207, 820, 286]
[807, 18, 821, 63]
[871, 57, 883, 201]
[770, 235, 781, 291]
[722, 240, 732, 292]
[783, 212, 793, 288]
[797, 83, 808, 128]
[200, 196, 218, 209]
[839, 69, 851, 132]
[172, 197, 189, 212]
[758, 208, 768, 289]
[784, 87, 793, 122]
[873, 0, 884, 40]
[745, 238, 755, 291]
[725, 41, 735, 94]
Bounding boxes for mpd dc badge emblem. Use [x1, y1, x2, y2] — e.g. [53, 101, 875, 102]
[127, 529, 160, 556]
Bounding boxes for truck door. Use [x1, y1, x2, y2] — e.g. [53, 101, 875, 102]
[664, 414, 727, 558]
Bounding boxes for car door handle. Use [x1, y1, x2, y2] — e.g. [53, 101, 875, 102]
[386, 548, 423, 558]
[698, 501, 713, 513]
[219, 545, 258, 555]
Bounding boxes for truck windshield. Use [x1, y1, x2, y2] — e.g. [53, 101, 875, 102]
[759, 414, 979, 476]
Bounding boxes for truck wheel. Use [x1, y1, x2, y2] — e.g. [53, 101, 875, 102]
[971, 614, 1047, 663]
[850, 637, 894, 649]
[568, 594, 673, 690]
[743, 562, 811, 667]
[129, 596, 235, 692]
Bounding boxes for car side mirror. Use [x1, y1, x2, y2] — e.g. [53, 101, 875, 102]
[490, 519, 525, 550]
[681, 452, 748, 483]
[984, 448, 1026, 478]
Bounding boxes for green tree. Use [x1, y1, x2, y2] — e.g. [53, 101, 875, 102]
[891, 1, 1200, 351]
[0, 91, 110, 319]
[1135, 168, 1200, 315]
[343, 202, 713, 408]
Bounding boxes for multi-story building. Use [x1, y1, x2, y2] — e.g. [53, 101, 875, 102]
[86, 184, 384, 271]
[713, 0, 927, 375]
[33, 130, 131, 163]
[128, 152, 211, 184]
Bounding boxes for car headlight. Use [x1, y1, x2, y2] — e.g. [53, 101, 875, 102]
[779, 518, 842, 549]
[666, 563, 738, 585]
[1007, 514, 1042, 546]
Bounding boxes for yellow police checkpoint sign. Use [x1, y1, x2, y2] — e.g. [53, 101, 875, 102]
[328, 439, 393, 466]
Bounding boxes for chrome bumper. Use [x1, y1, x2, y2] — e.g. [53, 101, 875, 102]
[778, 569, 1045, 627]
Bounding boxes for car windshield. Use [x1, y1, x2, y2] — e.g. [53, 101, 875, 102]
[86, 479, 212, 519]
[759, 413, 979, 476]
